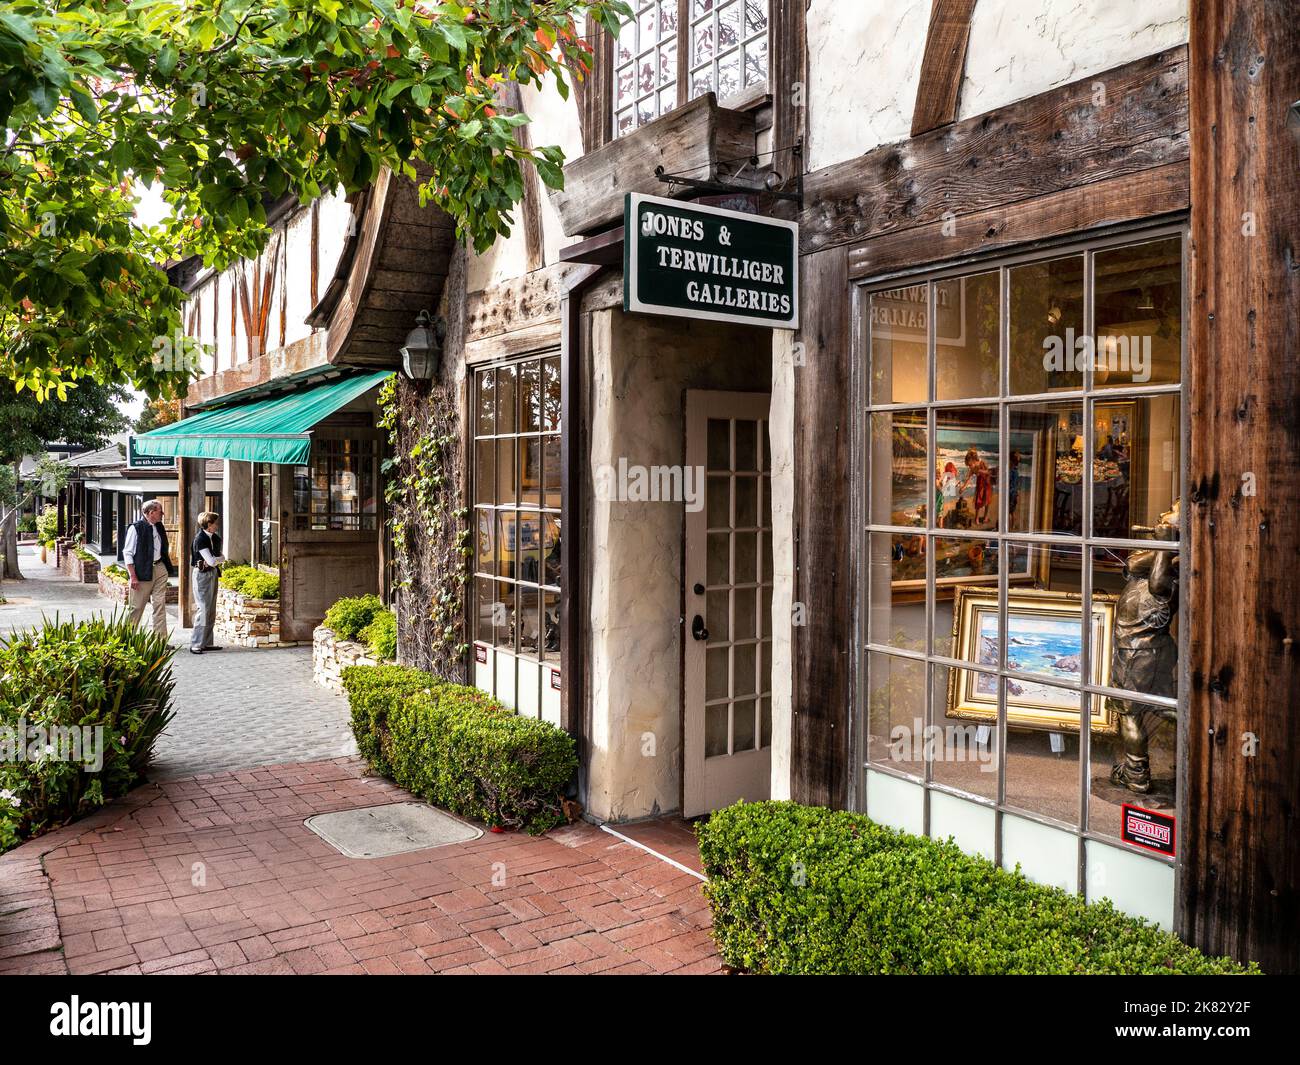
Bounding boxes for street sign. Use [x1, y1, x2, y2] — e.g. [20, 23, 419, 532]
[127, 435, 175, 469]
[623, 192, 798, 329]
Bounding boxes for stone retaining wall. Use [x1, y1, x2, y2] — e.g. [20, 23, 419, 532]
[215, 586, 293, 647]
[312, 626, 383, 693]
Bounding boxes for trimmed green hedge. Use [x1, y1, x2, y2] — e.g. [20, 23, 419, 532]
[698, 801, 1259, 975]
[219, 564, 279, 600]
[342, 664, 577, 834]
[324, 594, 384, 641]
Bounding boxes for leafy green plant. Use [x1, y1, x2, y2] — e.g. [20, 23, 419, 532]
[74, 546, 98, 563]
[0, 0, 631, 398]
[35, 503, 57, 546]
[17, 514, 35, 534]
[360, 608, 397, 662]
[103, 563, 129, 585]
[324, 594, 384, 641]
[697, 801, 1260, 975]
[219, 564, 279, 600]
[342, 664, 576, 834]
[0, 613, 177, 853]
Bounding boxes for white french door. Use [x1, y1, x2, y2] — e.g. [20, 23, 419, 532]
[684, 390, 774, 817]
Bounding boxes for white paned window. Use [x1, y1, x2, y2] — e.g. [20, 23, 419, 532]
[612, 0, 768, 139]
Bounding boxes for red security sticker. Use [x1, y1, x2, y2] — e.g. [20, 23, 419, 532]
[1121, 803, 1176, 856]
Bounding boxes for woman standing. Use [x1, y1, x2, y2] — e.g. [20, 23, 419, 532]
[190, 511, 227, 655]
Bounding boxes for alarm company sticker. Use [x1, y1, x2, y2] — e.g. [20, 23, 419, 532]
[1121, 803, 1176, 856]
[474, 644, 488, 664]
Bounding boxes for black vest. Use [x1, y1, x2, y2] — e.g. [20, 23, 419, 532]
[130, 518, 175, 581]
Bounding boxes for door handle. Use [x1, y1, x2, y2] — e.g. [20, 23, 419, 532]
[691, 615, 709, 642]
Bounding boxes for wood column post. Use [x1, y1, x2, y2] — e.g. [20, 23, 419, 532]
[177, 457, 206, 628]
[1184, 0, 1300, 971]
[790, 245, 853, 808]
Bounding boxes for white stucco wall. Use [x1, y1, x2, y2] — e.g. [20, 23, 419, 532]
[958, 0, 1188, 119]
[805, 0, 931, 171]
[805, 0, 1188, 172]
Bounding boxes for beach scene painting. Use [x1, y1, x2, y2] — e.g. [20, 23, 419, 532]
[948, 588, 1117, 733]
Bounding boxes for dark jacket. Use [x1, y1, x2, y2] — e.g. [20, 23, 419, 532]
[129, 518, 177, 581]
[191, 529, 223, 569]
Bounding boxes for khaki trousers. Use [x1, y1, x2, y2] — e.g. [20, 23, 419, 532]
[129, 569, 171, 636]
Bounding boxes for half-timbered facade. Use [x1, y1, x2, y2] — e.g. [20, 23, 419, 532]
[138, 1, 1298, 972]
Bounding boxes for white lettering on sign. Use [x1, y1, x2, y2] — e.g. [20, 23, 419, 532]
[640, 210, 704, 242]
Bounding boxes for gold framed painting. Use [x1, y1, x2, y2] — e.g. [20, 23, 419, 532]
[946, 587, 1118, 734]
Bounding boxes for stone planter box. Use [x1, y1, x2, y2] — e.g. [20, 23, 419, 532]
[215, 586, 293, 648]
[96, 571, 179, 606]
[313, 626, 385, 693]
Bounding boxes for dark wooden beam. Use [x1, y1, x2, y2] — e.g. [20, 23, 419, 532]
[802, 47, 1188, 257]
[790, 244, 852, 808]
[769, 0, 808, 188]
[501, 82, 546, 273]
[848, 160, 1188, 279]
[1183, 0, 1300, 974]
[176, 456, 206, 629]
[911, 0, 977, 136]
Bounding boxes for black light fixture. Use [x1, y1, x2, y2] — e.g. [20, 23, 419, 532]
[401, 310, 445, 380]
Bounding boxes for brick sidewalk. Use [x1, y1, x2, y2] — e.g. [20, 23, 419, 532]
[0, 759, 721, 976]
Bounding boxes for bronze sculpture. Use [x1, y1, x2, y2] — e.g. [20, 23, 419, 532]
[1107, 499, 1180, 794]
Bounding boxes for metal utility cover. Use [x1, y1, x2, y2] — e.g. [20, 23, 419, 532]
[304, 802, 482, 859]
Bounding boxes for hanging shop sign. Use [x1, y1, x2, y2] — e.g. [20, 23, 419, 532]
[624, 192, 798, 329]
[127, 435, 175, 469]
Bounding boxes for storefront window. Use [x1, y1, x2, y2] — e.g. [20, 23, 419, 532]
[860, 232, 1185, 900]
[292, 438, 378, 531]
[613, 1, 768, 138]
[472, 352, 562, 721]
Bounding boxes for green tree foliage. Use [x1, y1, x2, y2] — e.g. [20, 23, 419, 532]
[0, 0, 629, 399]
[0, 380, 130, 464]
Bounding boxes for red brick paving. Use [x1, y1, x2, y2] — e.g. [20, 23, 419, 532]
[0, 758, 721, 975]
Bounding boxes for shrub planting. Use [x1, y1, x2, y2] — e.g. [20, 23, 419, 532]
[360, 608, 397, 661]
[0, 614, 176, 853]
[219, 564, 279, 600]
[342, 664, 576, 833]
[323, 594, 384, 641]
[697, 801, 1258, 975]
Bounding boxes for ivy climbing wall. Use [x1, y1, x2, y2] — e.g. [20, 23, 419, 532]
[378, 374, 470, 682]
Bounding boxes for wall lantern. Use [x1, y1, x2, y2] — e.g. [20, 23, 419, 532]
[400, 310, 445, 380]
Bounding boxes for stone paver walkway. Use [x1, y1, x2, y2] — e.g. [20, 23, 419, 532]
[0, 549, 353, 780]
[0, 759, 721, 975]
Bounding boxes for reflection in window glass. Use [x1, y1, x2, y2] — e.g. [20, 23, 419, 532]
[862, 233, 1186, 888]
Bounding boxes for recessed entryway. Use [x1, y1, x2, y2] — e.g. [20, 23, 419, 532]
[305, 802, 481, 858]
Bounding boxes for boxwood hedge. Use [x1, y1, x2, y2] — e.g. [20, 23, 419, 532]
[697, 801, 1259, 975]
[341, 664, 576, 834]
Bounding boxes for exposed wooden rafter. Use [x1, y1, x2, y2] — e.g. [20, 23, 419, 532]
[910, 0, 977, 136]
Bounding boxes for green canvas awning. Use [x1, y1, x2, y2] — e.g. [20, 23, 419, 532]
[132, 370, 393, 465]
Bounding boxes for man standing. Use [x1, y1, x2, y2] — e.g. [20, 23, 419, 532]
[123, 499, 178, 636]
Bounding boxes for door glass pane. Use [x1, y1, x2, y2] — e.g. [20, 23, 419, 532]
[867, 651, 925, 774]
[1008, 401, 1083, 536]
[1092, 394, 1180, 540]
[935, 406, 999, 532]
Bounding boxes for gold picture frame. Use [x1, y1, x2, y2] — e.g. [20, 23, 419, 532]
[946, 587, 1118, 734]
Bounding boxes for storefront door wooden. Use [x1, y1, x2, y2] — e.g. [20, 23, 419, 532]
[684, 390, 773, 817]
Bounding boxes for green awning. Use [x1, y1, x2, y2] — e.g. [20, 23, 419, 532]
[132, 370, 393, 465]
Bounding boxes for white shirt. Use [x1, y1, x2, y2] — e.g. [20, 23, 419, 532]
[122, 521, 162, 568]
